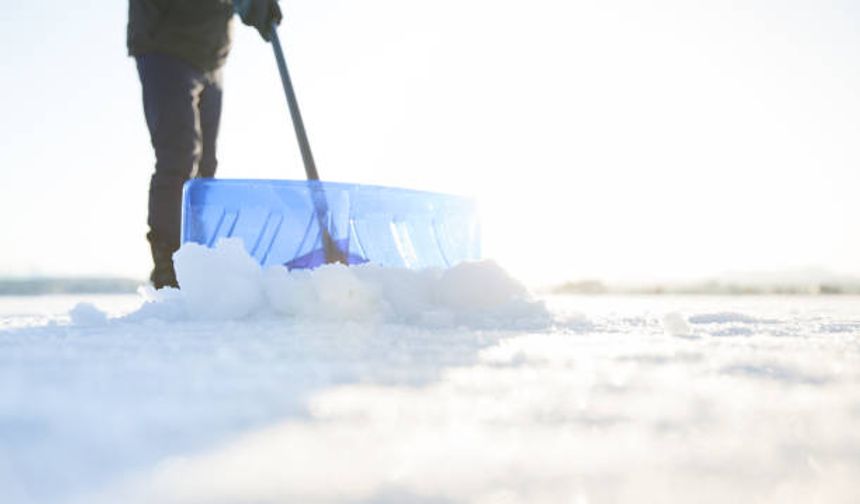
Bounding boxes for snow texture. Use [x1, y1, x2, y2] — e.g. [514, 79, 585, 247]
[0, 244, 859, 504]
[132, 239, 550, 329]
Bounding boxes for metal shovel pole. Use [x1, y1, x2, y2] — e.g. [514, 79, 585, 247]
[271, 25, 345, 264]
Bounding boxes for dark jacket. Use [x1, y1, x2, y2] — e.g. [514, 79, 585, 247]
[128, 0, 234, 71]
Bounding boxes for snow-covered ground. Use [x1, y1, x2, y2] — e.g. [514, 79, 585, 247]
[1, 243, 859, 503]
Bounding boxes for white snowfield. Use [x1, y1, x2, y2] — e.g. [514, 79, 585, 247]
[1, 239, 859, 504]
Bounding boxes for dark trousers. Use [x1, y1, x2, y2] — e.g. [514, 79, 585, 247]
[136, 52, 224, 251]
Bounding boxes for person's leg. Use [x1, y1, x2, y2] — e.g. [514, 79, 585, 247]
[196, 68, 224, 179]
[136, 53, 205, 287]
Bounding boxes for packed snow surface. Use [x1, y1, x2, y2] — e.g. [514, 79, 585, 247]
[1, 240, 859, 503]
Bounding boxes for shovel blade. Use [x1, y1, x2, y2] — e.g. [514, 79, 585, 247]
[181, 179, 481, 270]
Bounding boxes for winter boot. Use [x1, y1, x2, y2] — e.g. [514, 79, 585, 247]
[148, 238, 179, 289]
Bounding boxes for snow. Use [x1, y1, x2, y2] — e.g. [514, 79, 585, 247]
[688, 312, 764, 324]
[133, 239, 550, 328]
[660, 312, 693, 338]
[68, 302, 109, 327]
[1, 243, 859, 503]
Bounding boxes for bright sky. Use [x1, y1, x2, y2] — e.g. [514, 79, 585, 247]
[1, 0, 859, 285]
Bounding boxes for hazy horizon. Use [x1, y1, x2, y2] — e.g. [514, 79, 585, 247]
[3, 263, 860, 297]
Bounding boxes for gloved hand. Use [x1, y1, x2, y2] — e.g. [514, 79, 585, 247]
[234, 0, 282, 42]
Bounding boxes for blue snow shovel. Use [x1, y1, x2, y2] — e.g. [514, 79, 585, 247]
[180, 25, 481, 269]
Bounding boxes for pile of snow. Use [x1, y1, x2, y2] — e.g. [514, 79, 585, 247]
[126, 239, 549, 328]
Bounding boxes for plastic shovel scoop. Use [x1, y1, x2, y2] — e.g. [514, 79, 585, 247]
[181, 179, 481, 269]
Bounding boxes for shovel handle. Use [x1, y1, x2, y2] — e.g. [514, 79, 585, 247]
[270, 24, 346, 264]
[271, 25, 320, 181]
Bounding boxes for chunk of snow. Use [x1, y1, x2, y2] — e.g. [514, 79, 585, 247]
[173, 239, 264, 320]
[128, 285, 186, 322]
[69, 302, 108, 326]
[264, 263, 383, 321]
[435, 260, 527, 311]
[662, 312, 693, 337]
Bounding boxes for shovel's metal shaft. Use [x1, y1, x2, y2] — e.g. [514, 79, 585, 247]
[271, 26, 319, 181]
[271, 25, 345, 264]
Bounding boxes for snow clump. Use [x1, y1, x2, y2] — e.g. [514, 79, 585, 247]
[662, 312, 694, 338]
[264, 262, 382, 321]
[173, 239, 265, 320]
[69, 302, 109, 326]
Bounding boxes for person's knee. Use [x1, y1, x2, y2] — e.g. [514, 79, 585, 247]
[149, 171, 191, 199]
[154, 139, 202, 178]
